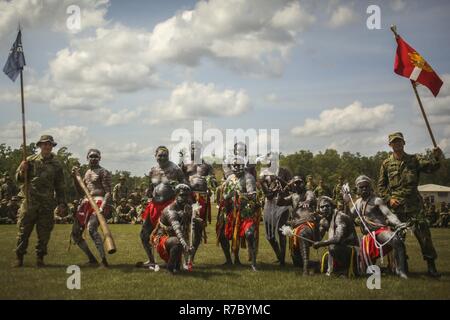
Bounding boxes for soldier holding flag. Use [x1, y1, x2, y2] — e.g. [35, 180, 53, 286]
[382, 26, 446, 278]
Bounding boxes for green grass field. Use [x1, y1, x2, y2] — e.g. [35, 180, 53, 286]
[1, 207, 449, 300]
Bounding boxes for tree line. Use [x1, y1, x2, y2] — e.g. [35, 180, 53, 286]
[1, 143, 449, 203]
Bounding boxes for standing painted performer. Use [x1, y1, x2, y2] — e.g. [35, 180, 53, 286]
[71, 149, 112, 267]
[277, 176, 320, 274]
[218, 157, 258, 270]
[258, 153, 292, 266]
[348, 175, 408, 279]
[180, 141, 217, 263]
[138, 146, 185, 269]
[222, 142, 257, 179]
[313, 196, 359, 277]
[14, 135, 66, 267]
[151, 184, 192, 274]
[378, 132, 443, 277]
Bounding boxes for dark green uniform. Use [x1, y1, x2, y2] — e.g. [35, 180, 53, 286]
[378, 152, 440, 260]
[333, 183, 344, 210]
[15, 153, 66, 258]
[305, 176, 315, 192]
[0, 200, 13, 224]
[1, 179, 19, 201]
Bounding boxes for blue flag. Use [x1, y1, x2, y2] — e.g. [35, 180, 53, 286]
[3, 30, 26, 82]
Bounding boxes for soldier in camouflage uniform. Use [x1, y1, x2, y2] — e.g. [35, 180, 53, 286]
[1, 173, 19, 202]
[314, 179, 327, 199]
[134, 198, 147, 224]
[305, 175, 315, 192]
[333, 176, 344, 210]
[14, 135, 66, 267]
[115, 198, 134, 223]
[7, 196, 20, 223]
[54, 203, 72, 224]
[113, 174, 129, 206]
[0, 199, 14, 224]
[378, 132, 443, 277]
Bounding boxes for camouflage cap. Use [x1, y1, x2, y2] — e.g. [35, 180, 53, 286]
[120, 198, 127, 203]
[36, 135, 57, 146]
[388, 132, 405, 144]
[11, 196, 19, 201]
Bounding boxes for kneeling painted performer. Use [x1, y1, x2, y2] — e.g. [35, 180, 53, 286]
[258, 153, 292, 266]
[218, 157, 259, 271]
[151, 184, 193, 274]
[313, 196, 359, 276]
[277, 176, 321, 274]
[71, 149, 112, 267]
[139, 146, 185, 269]
[348, 175, 409, 279]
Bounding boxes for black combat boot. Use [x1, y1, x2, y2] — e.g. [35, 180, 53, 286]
[12, 254, 24, 268]
[426, 259, 441, 278]
[36, 255, 45, 268]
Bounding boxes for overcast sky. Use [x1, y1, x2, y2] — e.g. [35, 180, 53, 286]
[0, 0, 449, 175]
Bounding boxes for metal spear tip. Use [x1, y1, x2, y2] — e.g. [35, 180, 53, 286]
[390, 25, 398, 36]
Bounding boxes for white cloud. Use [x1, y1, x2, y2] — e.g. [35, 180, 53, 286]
[148, 0, 315, 76]
[147, 82, 251, 122]
[389, 0, 406, 12]
[98, 107, 143, 127]
[0, 0, 109, 42]
[1, 0, 315, 113]
[101, 142, 153, 164]
[0, 121, 43, 146]
[439, 138, 450, 156]
[420, 74, 450, 124]
[49, 24, 163, 94]
[45, 0, 315, 97]
[291, 101, 395, 137]
[0, 121, 90, 158]
[328, 5, 358, 29]
[266, 93, 278, 103]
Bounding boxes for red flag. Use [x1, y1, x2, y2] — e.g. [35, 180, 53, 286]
[394, 35, 443, 97]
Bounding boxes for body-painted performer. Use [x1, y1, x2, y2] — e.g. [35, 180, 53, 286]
[258, 153, 292, 266]
[180, 141, 217, 263]
[277, 176, 321, 274]
[151, 184, 193, 274]
[138, 146, 185, 269]
[313, 196, 359, 277]
[348, 175, 408, 279]
[71, 149, 112, 267]
[222, 142, 257, 179]
[218, 157, 258, 270]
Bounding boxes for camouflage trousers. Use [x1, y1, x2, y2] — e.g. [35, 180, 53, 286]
[16, 199, 55, 257]
[395, 209, 437, 260]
